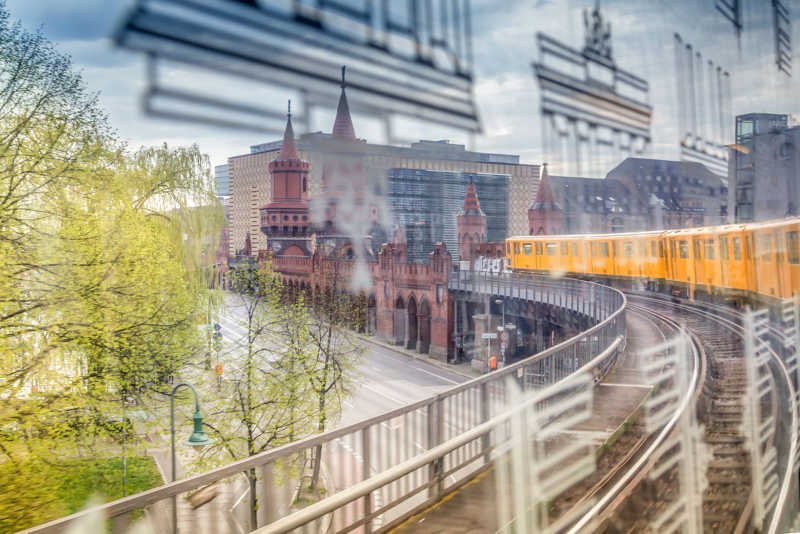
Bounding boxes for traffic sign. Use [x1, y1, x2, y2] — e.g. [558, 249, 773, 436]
[482, 333, 497, 339]
[501, 331, 509, 342]
[214, 323, 221, 332]
[497, 326, 504, 331]
[214, 342, 222, 352]
[501, 342, 508, 350]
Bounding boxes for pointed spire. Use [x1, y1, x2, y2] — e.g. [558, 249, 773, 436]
[278, 100, 299, 159]
[331, 65, 356, 140]
[530, 163, 562, 210]
[458, 178, 485, 217]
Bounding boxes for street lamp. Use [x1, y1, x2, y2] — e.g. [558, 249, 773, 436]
[495, 299, 505, 329]
[495, 299, 505, 365]
[170, 382, 214, 534]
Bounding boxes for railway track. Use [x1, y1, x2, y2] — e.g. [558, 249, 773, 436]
[563, 294, 796, 534]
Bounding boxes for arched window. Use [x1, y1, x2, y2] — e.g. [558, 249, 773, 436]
[611, 217, 624, 233]
[302, 177, 307, 192]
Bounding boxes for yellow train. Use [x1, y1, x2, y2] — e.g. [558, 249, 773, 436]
[506, 219, 800, 305]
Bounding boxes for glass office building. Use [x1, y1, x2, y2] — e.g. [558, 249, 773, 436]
[380, 168, 509, 262]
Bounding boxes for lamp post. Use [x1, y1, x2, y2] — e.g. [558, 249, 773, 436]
[170, 382, 214, 534]
[495, 299, 505, 365]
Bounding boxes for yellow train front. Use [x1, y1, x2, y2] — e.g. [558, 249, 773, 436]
[506, 219, 800, 306]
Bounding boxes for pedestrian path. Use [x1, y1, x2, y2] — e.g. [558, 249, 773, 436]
[388, 312, 663, 533]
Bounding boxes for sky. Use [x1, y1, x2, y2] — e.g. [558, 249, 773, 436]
[5, 0, 798, 175]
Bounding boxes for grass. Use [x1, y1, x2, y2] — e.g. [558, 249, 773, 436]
[56, 457, 162, 515]
[0, 456, 163, 532]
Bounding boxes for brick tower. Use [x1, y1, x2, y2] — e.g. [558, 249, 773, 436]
[528, 164, 562, 235]
[310, 66, 379, 259]
[259, 102, 313, 257]
[457, 179, 486, 262]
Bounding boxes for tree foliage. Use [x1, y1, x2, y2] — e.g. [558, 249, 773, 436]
[0, 2, 223, 528]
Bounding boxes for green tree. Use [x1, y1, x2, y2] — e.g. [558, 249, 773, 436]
[0, 3, 224, 528]
[192, 264, 315, 530]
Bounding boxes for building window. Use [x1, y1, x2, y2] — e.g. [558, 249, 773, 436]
[611, 217, 624, 233]
[788, 232, 800, 264]
[546, 243, 556, 256]
[679, 240, 688, 259]
[303, 177, 307, 192]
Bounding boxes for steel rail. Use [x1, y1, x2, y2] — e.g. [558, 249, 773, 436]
[566, 303, 701, 534]
[626, 293, 796, 534]
[254, 336, 624, 534]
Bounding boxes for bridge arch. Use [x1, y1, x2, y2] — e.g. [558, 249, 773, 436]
[406, 295, 418, 350]
[395, 294, 406, 345]
[418, 297, 431, 354]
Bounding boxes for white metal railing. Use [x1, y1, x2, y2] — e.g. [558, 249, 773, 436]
[20, 275, 625, 534]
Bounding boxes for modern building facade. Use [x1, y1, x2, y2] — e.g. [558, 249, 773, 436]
[229, 136, 539, 256]
[732, 113, 800, 223]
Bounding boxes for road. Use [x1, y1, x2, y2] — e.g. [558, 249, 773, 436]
[214, 294, 468, 427]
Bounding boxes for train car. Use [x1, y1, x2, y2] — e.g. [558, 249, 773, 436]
[505, 218, 800, 307]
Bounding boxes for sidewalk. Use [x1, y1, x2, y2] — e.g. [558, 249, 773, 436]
[354, 333, 482, 380]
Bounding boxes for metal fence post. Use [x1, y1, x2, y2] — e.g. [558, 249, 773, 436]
[427, 399, 439, 498]
[481, 383, 490, 464]
[362, 427, 372, 534]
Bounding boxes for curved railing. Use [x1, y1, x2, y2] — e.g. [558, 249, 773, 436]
[20, 274, 626, 534]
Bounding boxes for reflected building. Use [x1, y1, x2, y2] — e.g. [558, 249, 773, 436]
[533, 2, 652, 179]
[733, 113, 800, 223]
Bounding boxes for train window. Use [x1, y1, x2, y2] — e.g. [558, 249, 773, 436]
[651, 241, 656, 257]
[623, 242, 633, 258]
[679, 240, 688, 259]
[612, 241, 619, 257]
[788, 232, 800, 264]
[760, 235, 772, 262]
[572, 242, 578, 257]
[746, 236, 751, 261]
[704, 239, 715, 260]
[638, 242, 645, 257]
[775, 233, 784, 263]
[591, 243, 596, 257]
[523, 244, 532, 255]
[693, 239, 702, 259]
[583, 243, 589, 258]
[535, 243, 541, 255]
[561, 242, 568, 256]
[733, 237, 741, 261]
[720, 238, 729, 261]
[546, 243, 556, 256]
[507, 243, 511, 254]
[599, 242, 609, 258]
[659, 241, 664, 258]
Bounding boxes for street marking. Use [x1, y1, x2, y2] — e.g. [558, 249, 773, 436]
[371, 366, 382, 372]
[363, 384, 404, 405]
[343, 400, 354, 408]
[371, 351, 460, 385]
[599, 383, 653, 389]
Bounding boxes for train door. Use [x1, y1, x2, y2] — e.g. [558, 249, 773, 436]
[775, 231, 790, 299]
[788, 228, 800, 296]
[692, 238, 703, 287]
[719, 236, 729, 287]
[746, 233, 758, 294]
